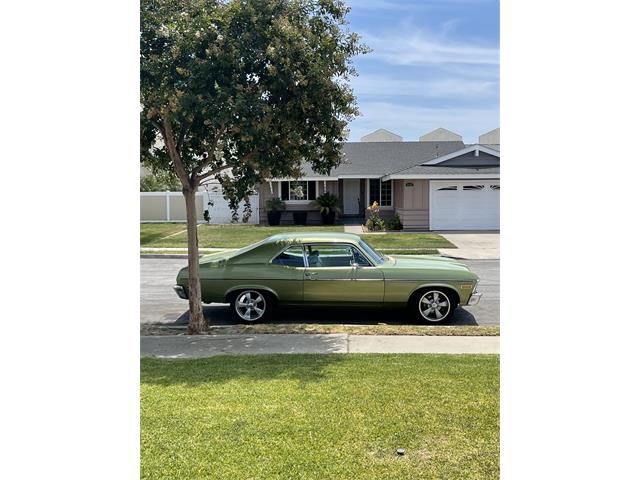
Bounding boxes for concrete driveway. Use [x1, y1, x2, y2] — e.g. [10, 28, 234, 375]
[140, 257, 499, 326]
[438, 232, 500, 260]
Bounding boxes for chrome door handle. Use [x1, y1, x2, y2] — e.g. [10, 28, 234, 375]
[304, 271, 318, 279]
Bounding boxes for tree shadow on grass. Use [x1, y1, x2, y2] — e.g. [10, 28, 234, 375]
[140, 352, 347, 387]
[170, 304, 479, 326]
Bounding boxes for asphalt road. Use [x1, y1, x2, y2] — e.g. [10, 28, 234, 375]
[140, 257, 500, 326]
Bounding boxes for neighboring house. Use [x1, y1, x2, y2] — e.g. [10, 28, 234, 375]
[257, 127, 500, 231]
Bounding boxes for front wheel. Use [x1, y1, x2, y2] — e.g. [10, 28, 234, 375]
[231, 289, 272, 323]
[412, 289, 456, 323]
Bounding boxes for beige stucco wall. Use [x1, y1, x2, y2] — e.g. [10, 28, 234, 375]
[360, 129, 403, 142]
[479, 128, 500, 144]
[419, 128, 462, 142]
[394, 179, 429, 230]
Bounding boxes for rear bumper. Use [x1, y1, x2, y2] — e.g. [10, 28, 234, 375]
[173, 284, 188, 299]
[467, 292, 482, 306]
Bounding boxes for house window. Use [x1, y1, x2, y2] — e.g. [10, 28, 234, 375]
[463, 185, 485, 191]
[281, 181, 316, 201]
[437, 186, 457, 191]
[368, 179, 392, 207]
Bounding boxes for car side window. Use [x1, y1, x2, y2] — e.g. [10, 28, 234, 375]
[305, 244, 354, 267]
[272, 246, 305, 267]
[351, 247, 371, 266]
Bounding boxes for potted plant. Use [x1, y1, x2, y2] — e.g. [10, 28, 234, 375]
[266, 197, 285, 226]
[311, 192, 341, 225]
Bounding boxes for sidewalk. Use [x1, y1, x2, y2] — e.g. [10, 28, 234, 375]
[141, 334, 499, 357]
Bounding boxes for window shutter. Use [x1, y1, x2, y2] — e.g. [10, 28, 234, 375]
[281, 182, 289, 200]
[308, 181, 316, 200]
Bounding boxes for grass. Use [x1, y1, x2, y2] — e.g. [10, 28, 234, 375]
[363, 233, 455, 250]
[141, 354, 499, 479]
[140, 223, 455, 251]
[141, 324, 499, 336]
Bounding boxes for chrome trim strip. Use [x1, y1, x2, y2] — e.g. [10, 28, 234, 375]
[384, 279, 461, 283]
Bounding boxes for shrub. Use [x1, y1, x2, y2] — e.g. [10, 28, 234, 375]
[140, 170, 182, 191]
[386, 213, 403, 231]
[366, 201, 385, 231]
[311, 192, 341, 214]
[266, 197, 286, 212]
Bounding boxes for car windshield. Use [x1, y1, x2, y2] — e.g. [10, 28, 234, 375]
[358, 239, 386, 265]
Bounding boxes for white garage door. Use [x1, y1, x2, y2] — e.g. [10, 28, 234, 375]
[430, 180, 500, 230]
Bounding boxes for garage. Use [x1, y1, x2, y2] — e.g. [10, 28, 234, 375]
[429, 179, 500, 230]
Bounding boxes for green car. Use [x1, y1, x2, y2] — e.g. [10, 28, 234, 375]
[174, 232, 482, 323]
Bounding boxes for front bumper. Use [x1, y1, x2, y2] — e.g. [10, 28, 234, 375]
[173, 284, 188, 299]
[467, 292, 482, 306]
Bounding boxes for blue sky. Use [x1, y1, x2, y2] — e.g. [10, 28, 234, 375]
[345, 0, 499, 143]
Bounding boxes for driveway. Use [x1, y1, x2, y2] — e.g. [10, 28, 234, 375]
[140, 257, 499, 326]
[438, 232, 500, 260]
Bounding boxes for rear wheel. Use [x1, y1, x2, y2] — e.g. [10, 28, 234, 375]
[412, 289, 456, 323]
[231, 289, 272, 323]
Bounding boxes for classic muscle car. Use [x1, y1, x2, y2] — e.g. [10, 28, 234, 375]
[174, 232, 482, 323]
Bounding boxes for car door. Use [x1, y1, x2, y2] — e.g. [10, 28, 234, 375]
[303, 243, 384, 303]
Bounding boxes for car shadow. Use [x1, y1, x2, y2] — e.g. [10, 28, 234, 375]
[171, 304, 479, 326]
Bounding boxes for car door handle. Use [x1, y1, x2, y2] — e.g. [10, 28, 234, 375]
[304, 272, 318, 279]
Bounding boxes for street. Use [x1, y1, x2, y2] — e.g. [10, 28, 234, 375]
[140, 257, 499, 326]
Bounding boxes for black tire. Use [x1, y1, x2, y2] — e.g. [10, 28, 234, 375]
[409, 288, 457, 324]
[229, 289, 273, 324]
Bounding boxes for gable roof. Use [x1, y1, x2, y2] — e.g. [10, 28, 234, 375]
[421, 144, 500, 165]
[295, 140, 466, 178]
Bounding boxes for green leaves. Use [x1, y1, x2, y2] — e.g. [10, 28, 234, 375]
[141, 0, 367, 207]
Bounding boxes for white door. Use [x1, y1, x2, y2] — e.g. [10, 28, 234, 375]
[343, 179, 360, 215]
[430, 180, 500, 230]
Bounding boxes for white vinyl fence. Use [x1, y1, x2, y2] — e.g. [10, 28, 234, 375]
[140, 191, 260, 224]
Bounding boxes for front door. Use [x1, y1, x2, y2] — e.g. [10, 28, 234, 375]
[342, 179, 360, 215]
[303, 243, 384, 303]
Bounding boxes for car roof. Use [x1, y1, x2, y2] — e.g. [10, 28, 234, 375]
[266, 231, 362, 244]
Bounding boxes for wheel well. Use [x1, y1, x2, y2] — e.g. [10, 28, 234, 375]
[410, 286, 459, 307]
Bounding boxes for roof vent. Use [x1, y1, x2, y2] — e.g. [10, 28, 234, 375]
[360, 128, 403, 142]
[479, 128, 499, 145]
[419, 128, 462, 142]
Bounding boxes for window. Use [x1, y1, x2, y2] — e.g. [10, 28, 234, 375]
[281, 181, 316, 201]
[463, 185, 485, 191]
[305, 244, 362, 268]
[271, 246, 305, 267]
[368, 179, 392, 207]
[437, 185, 457, 191]
[490, 185, 500, 190]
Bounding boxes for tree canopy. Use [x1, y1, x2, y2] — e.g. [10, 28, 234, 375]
[141, 0, 367, 212]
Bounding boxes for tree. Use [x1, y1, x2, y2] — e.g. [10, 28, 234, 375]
[140, 169, 182, 191]
[140, 0, 367, 333]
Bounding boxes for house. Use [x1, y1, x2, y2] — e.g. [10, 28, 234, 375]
[257, 127, 500, 231]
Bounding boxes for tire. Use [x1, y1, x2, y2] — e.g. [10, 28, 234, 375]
[410, 288, 457, 324]
[230, 289, 273, 324]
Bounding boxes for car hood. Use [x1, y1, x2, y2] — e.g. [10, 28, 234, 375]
[387, 255, 475, 275]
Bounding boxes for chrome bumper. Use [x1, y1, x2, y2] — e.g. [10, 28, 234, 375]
[467, 292, 482, 306]
[173, 284, 188, 299]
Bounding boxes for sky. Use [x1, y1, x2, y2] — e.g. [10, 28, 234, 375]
[344, 0, 499, 143]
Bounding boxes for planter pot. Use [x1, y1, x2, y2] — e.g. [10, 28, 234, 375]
[320, 210, 336, 225]
[292, 211, 307, 225]
[267, 210, 282, 226]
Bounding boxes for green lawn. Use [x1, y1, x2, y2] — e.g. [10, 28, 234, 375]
[140, 223, 455, 250]
[141, 354, 499, 479]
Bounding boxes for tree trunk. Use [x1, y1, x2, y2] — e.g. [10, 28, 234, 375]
[183, 187, 207, 334]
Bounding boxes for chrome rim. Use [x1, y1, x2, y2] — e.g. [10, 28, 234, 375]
[418, 290, 450, 322]
[235, 290, 266, 322]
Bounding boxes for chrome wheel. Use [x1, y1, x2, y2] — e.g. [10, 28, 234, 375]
[234, 290, 266, 322]
[418, 290, 451, 322]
